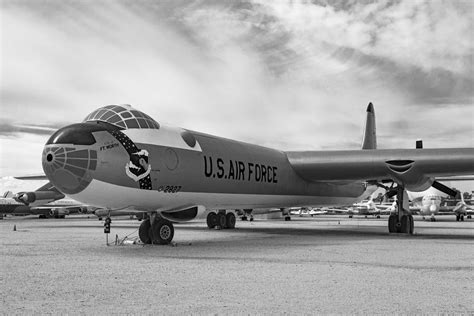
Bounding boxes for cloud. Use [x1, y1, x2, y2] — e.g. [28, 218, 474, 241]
[0, 120, 63, 137]
[0, 0, 472, 177]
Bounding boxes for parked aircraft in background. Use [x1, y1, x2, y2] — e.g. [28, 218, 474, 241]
[39, 103, 474, 244]
[0, 196, 93, 218]
[410, 191, 473, 222]
[12, 182, 65, 207]
[290, 207, 328, 217]
[346, 197, 395, 218]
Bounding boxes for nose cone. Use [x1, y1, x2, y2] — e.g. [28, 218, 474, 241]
[42, 123, 100, 195]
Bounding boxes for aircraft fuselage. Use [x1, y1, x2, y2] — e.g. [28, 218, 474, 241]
[43, 123, 368, 212]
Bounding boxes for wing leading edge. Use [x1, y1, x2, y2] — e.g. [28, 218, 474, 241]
[286, 148, 474, 191]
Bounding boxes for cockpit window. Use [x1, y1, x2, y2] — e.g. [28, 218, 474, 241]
[83, 104, 160, 129]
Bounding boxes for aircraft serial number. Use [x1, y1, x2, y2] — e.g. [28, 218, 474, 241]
[157, 186, 182, 193]
[203, 156, 278, 183]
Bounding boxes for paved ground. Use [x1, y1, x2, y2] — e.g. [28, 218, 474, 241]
[1, 215, 473, 314]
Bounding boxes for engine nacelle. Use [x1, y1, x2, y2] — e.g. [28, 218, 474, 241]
[386, 160, 434, 192]
[49, 208, 69, 217]
[94, 209, 109, 217]
[15, 190, 65, 205]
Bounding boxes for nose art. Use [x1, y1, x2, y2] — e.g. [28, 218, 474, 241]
[42, 124, 98, 195]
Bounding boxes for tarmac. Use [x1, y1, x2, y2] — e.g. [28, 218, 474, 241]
[1, 215, 473, 314]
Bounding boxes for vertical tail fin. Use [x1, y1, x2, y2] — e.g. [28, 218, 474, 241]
[362, 102, 377, 149]
[3, 191, 13, 198]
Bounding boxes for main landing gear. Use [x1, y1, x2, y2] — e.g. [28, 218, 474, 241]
[206, 210, 236, 229]
[281, 208, 291, 221]
[387, 186, 414, 234]
[138, 213, 174, 245]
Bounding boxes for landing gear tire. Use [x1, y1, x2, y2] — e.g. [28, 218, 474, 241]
[388, 214, 398, 233]
[284, 216, 291, 221]
[139, 219, 151, 244]
[207, 212, 218, 229]
[226, 212, 236, 229]
[376, 215, 381, 219]
[241, 216, 248, 221]
[400, 215, 414, 234]
[456, 215, 460, 222]
[468, 215, 472, 219]
[460, 215, 464, 222]
[217, 212, 227, 229]
[408, 215, 414, 234]
[150, 219, 174, 245]
[349, 215, 353, 218]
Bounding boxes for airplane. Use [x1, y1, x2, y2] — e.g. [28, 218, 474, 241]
[0, 195, 93, 218]
[39, 102, 474, 244]
[289, 207, 328, 217]
[410, 191, 473, 222]
[346, 196, 396, 218]
[12, 182, 65, 207]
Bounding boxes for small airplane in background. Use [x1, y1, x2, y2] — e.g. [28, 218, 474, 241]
[323, 194, 396, 218]
[346, 196, 395, 218]
[1, 182, 96, 219]
[11, 181, 65, 207]
[0, 194, 94, 218]
[410, 191, 473, 222]
[290, 207, 328, 217]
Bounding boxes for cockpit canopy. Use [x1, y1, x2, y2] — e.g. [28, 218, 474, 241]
[83, 104, 160, 130]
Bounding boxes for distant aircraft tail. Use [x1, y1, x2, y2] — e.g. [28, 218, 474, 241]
[3, 191, 13, 198]
[361, 102, 376, 150]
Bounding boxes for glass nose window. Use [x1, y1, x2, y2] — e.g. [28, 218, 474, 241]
[83, 104, 160, 130]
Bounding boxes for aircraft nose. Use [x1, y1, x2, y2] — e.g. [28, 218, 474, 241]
[42, 123, 99, 195]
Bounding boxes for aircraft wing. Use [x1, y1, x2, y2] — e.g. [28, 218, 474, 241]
[286, 148, 474, 192]
[324, 207, 355, 214]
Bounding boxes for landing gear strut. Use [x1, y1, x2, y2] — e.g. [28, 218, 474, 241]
[387, 186, 414, 234]
[281, 208, 291, 221]
[138, 213, 175, 245]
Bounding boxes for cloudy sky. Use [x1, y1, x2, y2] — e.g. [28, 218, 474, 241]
[1, 0, 473, 180]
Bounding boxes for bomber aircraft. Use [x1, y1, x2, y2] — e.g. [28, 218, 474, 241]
[0, 195, 92, 218]
[40, 103, 474, 244]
